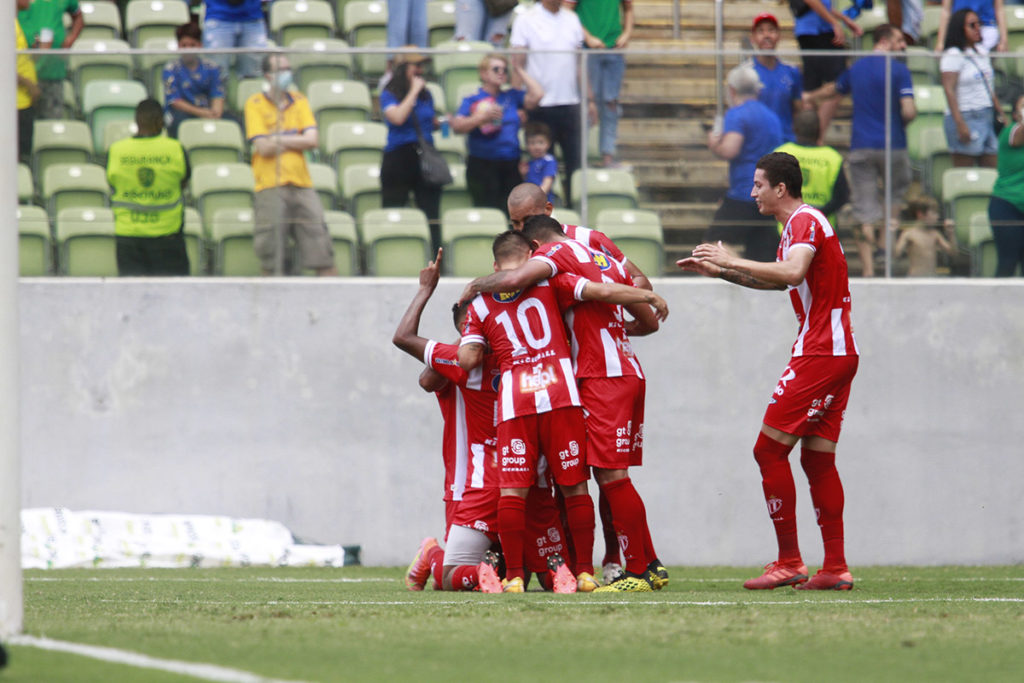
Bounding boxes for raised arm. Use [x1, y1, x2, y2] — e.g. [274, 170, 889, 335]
[392, 248, 444, 361]
[677, 240, 813, 290]
[458, 259, 552, 306]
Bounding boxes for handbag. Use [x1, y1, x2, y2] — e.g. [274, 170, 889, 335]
[411, 112, 453, 188]
[483, 0, 518, 18]
[965, 50, 1005, 135]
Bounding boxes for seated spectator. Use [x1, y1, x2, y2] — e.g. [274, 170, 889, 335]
[522, 121, 558, 204]
[163, 22, 228, 139]
[895, 195, 956, 277]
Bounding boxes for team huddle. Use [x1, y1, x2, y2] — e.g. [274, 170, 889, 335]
[393, 152, 860, 593]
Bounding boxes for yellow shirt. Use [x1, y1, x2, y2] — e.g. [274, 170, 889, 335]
[244, 90, 315, 192]
[16, 19, 37, 111]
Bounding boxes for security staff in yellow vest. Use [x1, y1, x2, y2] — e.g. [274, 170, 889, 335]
[773, 109, 849, 233]
[107, 98, 191, 275]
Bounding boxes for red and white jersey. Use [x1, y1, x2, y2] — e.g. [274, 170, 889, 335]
[531, 239, 644, 380]
[562, 224, 627, 266]
[424, 340, 501, 499]
[460, 280, 582, 423]
[780, 205, 859, 358]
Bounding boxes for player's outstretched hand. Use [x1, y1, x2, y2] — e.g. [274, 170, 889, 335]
[650, 292, 669, 321]
[676, 257, 722, 278]
[420, 247, 442, 290]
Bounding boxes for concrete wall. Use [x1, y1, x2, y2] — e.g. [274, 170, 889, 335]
[19, 278, 1024, 567]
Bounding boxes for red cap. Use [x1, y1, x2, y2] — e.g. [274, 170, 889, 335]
[752, 13, 778, 30]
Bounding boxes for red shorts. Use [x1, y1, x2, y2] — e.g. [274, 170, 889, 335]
[449, 486, 500, 540]
[580, 376, 645, 469]
[496, 406, 589, 488]
[762, 355, 859, 442]
[524, 482, 567, 573]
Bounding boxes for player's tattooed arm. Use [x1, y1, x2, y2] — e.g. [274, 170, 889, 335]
[458, 259, 551, 305]
[717, 265, 787, 290]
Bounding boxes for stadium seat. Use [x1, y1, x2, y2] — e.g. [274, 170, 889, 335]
[361, 208, 431, 276]
[177, 119, 245, 167]
[433, 40, 492, 112]
[18, 164, 35, 205]
[322, 120, 386, 170]
[941, 167, 997, 245]
[914, 123, 952, 196]
[77, 1, 124, 41]
[307, 79, 372, 131]
[137, 37, 178, 96]
[355, 39, 389, 82]
[441, 208, 506, 276]
[17, 205, 53, 276]
[82, 79, 148, 153]
[101, 119, 139, 157]
[1005, 7, 1024, 52]
[968, 211, 999, 277]
[308, 162, 339, 211]
[905, 46, 939, 87]
[854, 5, 888, 50]
[68, 39, 134, 99]
[340, 163, 382, 219]
[920, 4, 943, 48]
[426, 1, 456, 46]
[189, 163, 256, 236]
[209, 208, 262, 276]
[551, 207, 583, 226]
[42, 163, 109, 216]
[54, 207, 118, 276]
[323, 210, 360, 275]
[594, 208, 666, 277]
[124, 0, 191, 46]
[32, 119, 94, 187]
[183, 206, 205, 276]
[424, 81, 447, 115]
[434, 132, 466, 165]
[269, 0, 336, 46]
[290, 38, 355, 90]
[905, 84, 946, 160]
[439, 162, 473, 215]
[232, 77, 266, 115]
[570, 168, 639, 218]
[342, 1, 387, 45]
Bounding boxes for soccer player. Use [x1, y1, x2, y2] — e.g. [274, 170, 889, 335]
[677, 152, 859, 591]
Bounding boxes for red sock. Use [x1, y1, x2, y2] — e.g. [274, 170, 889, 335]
[449, 565, 478, 591]
[598, 488, 622, 567]
[801, 447, 847, 573]
[636, 494, 658, 567]
[555, 488, 577, 569]
[753, 432, 801, 564]
[427, 545, 445, 591]
[600, 477, 652, 575]
[498, 495, 527, 581]
[562, 493, 595, 576]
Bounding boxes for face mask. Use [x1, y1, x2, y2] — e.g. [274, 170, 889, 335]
[275, 70, 293, 91]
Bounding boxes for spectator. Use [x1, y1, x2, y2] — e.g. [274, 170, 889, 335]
[806, 23, 916, 278]
[380, 51, 443, 252]
[886, 0, 924, 45]
[244, 54, 337, 276]
[16, 0, 39, 162]
[940, 8, 1005, 169]
[17, 0, 83, 121]
[567, 0, 634, 168]
[895, 195, 956, 276]
[936, 0, 1007, 54]
[510, 0, 596, 205]
[163, 22, 228, 139]
[202, 0, 269, 80]
[107, 99, 190, 276]
[452, 53, 543, 214]
[775, 109, 850, 230]
[704, 64, 784, 263]
[454, 0, 514, 46]
[987, 93, 1024, 276]
[792, 0, 862, 144]
[749, 13, 805, 144]
[522, 121, 559, 204]
[387, 0, 428, 49]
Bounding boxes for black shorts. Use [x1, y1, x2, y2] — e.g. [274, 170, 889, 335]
[797, 33, 847, 90]
[116, 232, 190, 276]
[705, 197, 779, 263]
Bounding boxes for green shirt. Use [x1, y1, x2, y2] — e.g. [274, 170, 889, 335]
[18, 0, 80, 81]
[573, 0, 628, 48]
[992, 124, 1024, 213]
[108, 135, 188, 238]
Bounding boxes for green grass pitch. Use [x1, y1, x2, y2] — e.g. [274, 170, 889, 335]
[6, 565, 1023, 682]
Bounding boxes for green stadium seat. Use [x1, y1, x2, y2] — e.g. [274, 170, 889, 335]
[124, 0, 191, 46]
[323, 210, 360, 275]
[340, 163, 382, 219]
[433, 40, 492, 112]
[355, 39, 389, 82]
[77, 1, 124, 41]
[426, 1, 456, 46]
[183, 206, 206, 276]
[32, 119, 93, 187]
[905, 84, 946, 160]
[42, 163, 109, 216]
[854, 5, 888, 51]
[189, 163, 256, 236]
[361, 208, 431, 276]
[1006, 7, 1024, 52]
[269, 0, 336, 46]
[968, 211, 999, 276]
[905, 46, 939, 88]
[424, 81, 447, 116]
[440, 162, 473, 215]
[82, 79, 148, 153]
[18, 164, 35, 205]
[137, 37, 178, 96]
[290, 38, 355, 90]
[177, 119, 245, 167]
[913, 123, 952, 195]
[322, 120, 386, 171]
[343, 1, 387, 44]
[307, 79, 372, 131]
[570, 168, 639, 219]
[941, 167, 997, 245]
[101, 119, 139, 157]
[434, 132, 466, 165]
[308, 162, 339, 211]
[209, 208, 262, 276]
[441, 207, 506, 276]
[232, 77, 266, 115]
[551, 207, 583, 226]
[594, 208, 666, 277]
[55, 207, 118, 276]
[17, 205, 53, 276]
[68, 39, 134, 100]
[920, 4, 943, 49]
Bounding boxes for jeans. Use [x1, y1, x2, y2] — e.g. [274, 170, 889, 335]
[987, 196, 1024, 277]
[588, 52, 625, 158]
[454, 0, 511, 46]
[203, 18, 269, 79]
[386, 0, 428, 47]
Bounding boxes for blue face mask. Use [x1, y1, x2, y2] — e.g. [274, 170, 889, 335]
[275, 70, 293, 91]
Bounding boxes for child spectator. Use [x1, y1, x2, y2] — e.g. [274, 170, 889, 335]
[895, 196, 957, 277]
[522, 122, 558, 204]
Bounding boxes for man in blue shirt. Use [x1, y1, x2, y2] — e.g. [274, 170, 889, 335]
[163, 22, 228, 138]
[806, 23, 917, 277]
[751, 13, 805, 143]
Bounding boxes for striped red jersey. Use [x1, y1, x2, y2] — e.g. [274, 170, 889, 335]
[562, 224, 627, 265]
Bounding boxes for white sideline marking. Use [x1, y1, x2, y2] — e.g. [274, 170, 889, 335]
[9, 635, 310, 683]
[95, 597, 1024, 607]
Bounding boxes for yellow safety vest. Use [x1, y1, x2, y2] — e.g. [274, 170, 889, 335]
[107, 135, 187, 237]
[775, 142, 844, 231]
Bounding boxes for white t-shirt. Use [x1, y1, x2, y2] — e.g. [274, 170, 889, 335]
[940, 46, 995, 113]
[509, 4, 584, 107]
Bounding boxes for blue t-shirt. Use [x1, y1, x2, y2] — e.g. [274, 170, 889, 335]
[204, 0, 264, 23]
[380, 89, 436, 152]
[953, 0, 996, 27]
[457, 88, 527, 161]
[794, 0, 833, 36]
[753, 59, 802, 143]
[835, 55, 914, 150]
[163, 58, 226, 113]
[723, 99, 784, 200]
[526, 154, 558, 203]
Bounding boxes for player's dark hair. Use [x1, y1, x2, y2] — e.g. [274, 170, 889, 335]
[872, 23, 899, 45]
[451, 301, 471, 330]
[521, 215, 564, 244]
[492, 230, 532, 262]
[944, 9, 976, 51]
[176, 21, 201, 43]
[756, 152, 802, 199]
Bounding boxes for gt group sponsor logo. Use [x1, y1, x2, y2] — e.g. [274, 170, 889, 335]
[556, 440, 581, 470]
[615, 423, 631, 452]
[501, 440, 529, 471]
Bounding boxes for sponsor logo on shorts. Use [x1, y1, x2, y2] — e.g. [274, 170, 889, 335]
[547, 527, 561, 544]
[557, 444, 580, 470]
[616, 423, 632, 452]
[511, 439, 526, 455]
[473, 520, 490, 532]
[536, 541, 565, 557]
[774, 366, 796, 397]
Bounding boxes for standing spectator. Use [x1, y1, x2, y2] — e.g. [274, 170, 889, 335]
[163, 22, 228, 138]
[805, 23, 916, 278]
[245, 54, 337, 276]
[454, 0, 514, 46]
[107, 99, 190, 276]
[203, 0, 269, 80]
[705, 64, 784, 263]
[380, 51, 443, 251]
[16, 0, 40, 162]
[750, 13, 805, 144]
[936, 0, 1007, 53]
[940, 9, 1005, 169]
[510, 0, 596, 205]
[793, 0, 862, 144]
[886, 0, 924, 45]
[17, 0, 83, 121]
[775, 109, 850, 230]
[451, 53, 543, 213]
[987, 93, 1024, 276]
[567, 0, 634, 168]
[895, 195, 956, 276]
[387, 0, 428, 49]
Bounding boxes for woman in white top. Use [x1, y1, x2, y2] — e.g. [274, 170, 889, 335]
[940, 8, 1006, 167]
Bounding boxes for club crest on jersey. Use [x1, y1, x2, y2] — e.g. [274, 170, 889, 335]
[490, 371, 501, 392]
[544, 244, 563, 258]
[519, 363, 559, 393]
[591, 252, 612, 271]
[492, 290, 522, 304]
